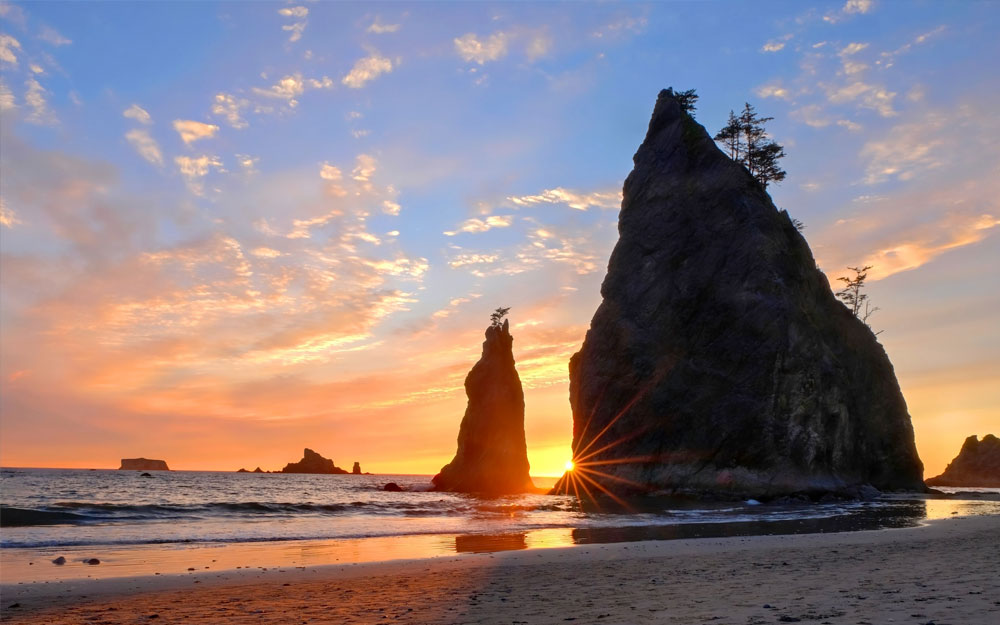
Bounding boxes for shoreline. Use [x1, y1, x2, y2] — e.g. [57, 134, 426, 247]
[2, 515, 998, 623]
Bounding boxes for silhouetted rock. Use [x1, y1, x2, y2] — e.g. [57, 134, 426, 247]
[52, 556, 66, 565]
[119, 458, 169, 471]
[383, 482, 403, 492]
[85, 558, 100, 565]
[253, 467, 264, 473]
[555, 88, 924, 499]
[237, 468, 249, 473]
[139, 472, 152, 477]
[280, 448, 348, 474]
[352, 461, 362, 475]
[926, 435, 1000, 487]
[433, 320, 535, 494]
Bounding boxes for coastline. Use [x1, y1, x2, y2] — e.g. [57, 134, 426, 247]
[3, 514, 998, 624]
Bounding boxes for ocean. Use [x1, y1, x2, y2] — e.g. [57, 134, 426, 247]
[2, 468, 999, 582]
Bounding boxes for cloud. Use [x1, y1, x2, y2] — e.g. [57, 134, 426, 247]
[278, 6, 308, 42]
[174, 155, 223, 195]
[878, 25, 946, 69]
[826, 81, 896, 117]
[211, 93, 249, 129]
[236, 154, 258, 173]
[367, 19, 400, 34]
[0, 79, 14, 110]
[24, 77, 56, 125]
[125, 129, 163, 166]
[342, 52, 393, 89]
[0, 34, 22, 65]
[761, 34, 793, 54]
[525, 34, 552, 61]
[319, 162, 342, 181]
[352, 154, 376, 182]
[454, 32, 508, 65]
[508, 187, 621, 211]
[38, 25, 71, 46]
[591, 15, 648, 39]
[755, 83, 791, 100]
[172, 120, 220, 145]
[252, 73, 332, 108]
[444, 215, 514, 236]
[840, 42, 868, 56]
[382, 200, 401, 216]
[844, 0, 874, 15]
[825, 0, 875, 23]
[0, 197, 21, 228]
[123, 104, 152, 125]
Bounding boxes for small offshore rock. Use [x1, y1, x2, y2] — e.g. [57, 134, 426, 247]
[383, 482, 403, 492]
[52, 556, 66, 565]
[85, 558, 100, 565]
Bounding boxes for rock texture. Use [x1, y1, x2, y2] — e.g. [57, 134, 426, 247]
[352, 462, 362, 475]
[926, 435, 1000, 487]
[119, 458, 169, 471]
[433, 320, 535, 494]
[556, 89, 924, 499]
[280, 448, 348, 474]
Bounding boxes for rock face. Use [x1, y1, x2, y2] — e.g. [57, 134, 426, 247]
[352, 461, 362, 475]
[556, 89, 924, 499]
[433, 320, 535, 494]
[926, 435, 1000, 487]
[280, 448, 348, 474]
[119, 458, 169, 471]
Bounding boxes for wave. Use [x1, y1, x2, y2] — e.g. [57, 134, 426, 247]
[0, 499, 578, 528]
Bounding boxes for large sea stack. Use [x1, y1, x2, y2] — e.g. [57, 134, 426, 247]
[558, 89, 924, 499]
[119, 458, 169, 471]
[433, 319, 535, 494]
[926, 435, 1000, 487]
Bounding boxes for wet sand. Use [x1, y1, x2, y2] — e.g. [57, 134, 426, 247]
[2, 515, 998, 624]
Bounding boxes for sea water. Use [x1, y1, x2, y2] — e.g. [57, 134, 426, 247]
[2, 468, 999, 583]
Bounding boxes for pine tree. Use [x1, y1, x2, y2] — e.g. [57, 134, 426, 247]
[675, 89, 699, 113]
[714, 103, 786, 189]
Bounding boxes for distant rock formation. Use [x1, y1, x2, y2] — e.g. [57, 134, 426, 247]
[237, 468, 249, 472]
[352, 462, 362, 475]
[119, 458, 169, 471]
[433, 320, 535, 494]
[280, 448, 348, 474]
[555, 89, 924, 499]
[926, 435, 1000, 487]
[253, 467, 265, 473]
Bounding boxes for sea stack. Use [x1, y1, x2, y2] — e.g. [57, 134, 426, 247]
[557, 89, 924, 499]
[926, 435, 1000, 487]
[280, 448, 348, 474]
[119, 458, 169, 471]
[352, 461, 362, 475]
[433, 319, 534, 494]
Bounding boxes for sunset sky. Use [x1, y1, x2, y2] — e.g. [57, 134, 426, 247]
[1, 1, 997, 478]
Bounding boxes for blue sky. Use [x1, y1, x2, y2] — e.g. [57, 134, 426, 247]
[1, 1, 998, 476]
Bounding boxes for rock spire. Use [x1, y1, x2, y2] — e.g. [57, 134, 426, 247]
[433, 319, 535, 494]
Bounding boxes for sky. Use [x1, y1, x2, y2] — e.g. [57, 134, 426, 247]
[1, 1, 997, 478]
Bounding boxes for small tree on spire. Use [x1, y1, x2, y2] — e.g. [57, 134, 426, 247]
[490, 307, 510, 328]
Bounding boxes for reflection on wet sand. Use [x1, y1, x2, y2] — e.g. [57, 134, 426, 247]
[455, 533, 527, 553]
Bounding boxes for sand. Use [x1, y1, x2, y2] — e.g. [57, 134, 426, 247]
[2, 515, 998, 624]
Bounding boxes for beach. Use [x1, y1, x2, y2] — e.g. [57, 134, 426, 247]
[3, 514, 997, 624]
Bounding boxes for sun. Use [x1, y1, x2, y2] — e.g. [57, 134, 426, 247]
[564, 460, 575, 472]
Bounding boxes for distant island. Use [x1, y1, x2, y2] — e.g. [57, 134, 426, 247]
[119, 458, 169, 471]
[926, 435, 1000, 487]
[280, 448, 348, 474]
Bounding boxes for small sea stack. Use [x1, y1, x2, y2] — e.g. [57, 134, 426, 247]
[280, 448, 348, 474]
[927, 435, 1000, 487]
[352, 461, 362, 475]
[556, 88, 924, 499]
[433, 318, 535, 494]
[119, 458, 169, 471]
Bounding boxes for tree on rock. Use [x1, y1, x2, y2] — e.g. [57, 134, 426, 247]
[714, 103, 786, 188]
[490, 307, 510, 328]
[836, 265, 881, 335]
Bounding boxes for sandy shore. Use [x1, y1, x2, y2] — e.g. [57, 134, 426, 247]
[3, 515, 998, 624]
